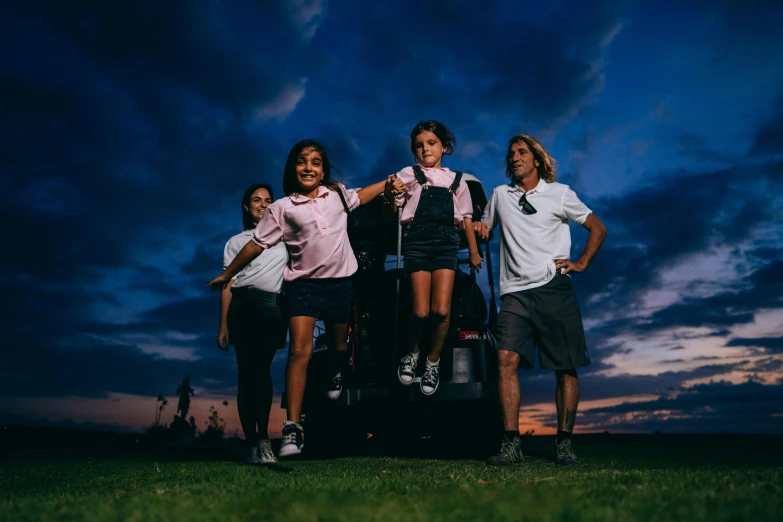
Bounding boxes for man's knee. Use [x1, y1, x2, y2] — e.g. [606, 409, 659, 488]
[555, 368, 578, 382]
[498, 350, 520, 374]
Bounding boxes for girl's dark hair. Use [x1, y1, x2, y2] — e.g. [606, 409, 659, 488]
[241, 183, 274, 230]
[409, 120, 457, 156]
[282, 139, 342, 196]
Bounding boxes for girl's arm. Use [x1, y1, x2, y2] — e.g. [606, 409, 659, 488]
[208, 241, 265, 289]
[356, 175, 404, 206]
[462, 217, 483, 271]
[216, 278, 236, 350]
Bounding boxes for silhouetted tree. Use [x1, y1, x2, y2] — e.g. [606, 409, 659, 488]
[201, 401, 229, 441]
[153, 394, 168, 427]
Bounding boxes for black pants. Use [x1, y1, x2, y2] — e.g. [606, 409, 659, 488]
[228, 287, 287, 444]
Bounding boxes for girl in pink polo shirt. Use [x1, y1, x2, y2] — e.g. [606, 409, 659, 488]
[208, 139, 403, 458]
[389, 121, 483, 396]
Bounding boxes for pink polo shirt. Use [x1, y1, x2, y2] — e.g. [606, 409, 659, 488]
[394, 165, 474, 224]
[252, 184, 360, 281]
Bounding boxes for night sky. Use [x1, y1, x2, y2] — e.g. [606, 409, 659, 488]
[1, 0, 781, 436]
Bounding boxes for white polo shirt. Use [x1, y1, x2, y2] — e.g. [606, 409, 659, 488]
[223, 230, 287, 293]
[482, 179, 592, 295]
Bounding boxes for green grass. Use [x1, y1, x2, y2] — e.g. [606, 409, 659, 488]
[1, 433, 782, 521]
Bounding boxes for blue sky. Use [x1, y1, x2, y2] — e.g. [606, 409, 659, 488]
[1, 0, 781, 435]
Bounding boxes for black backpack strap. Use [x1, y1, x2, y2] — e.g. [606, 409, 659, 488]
[449, 171, 463, 193]
[334, 184, 351, 214]
[412, 165, 428, 186]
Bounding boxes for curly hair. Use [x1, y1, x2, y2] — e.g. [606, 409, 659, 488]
[505, 134, 557, 183]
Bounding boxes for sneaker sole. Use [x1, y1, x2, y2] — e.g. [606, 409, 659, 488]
[327, 390, 342, 400]
[420, 383, 439, 395]
[398, 373, 415, 385]
[278, 444, 303, 458]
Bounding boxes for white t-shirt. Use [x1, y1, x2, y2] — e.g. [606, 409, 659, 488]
[223, 230, 287, 293]
[482, 179, 592, 295]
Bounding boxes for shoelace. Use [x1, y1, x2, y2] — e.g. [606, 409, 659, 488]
[499, 438, 519, 460]
[260, 444, 275, 461]
[400, 355, 415, 373]
[557, 439, 575, 458]
[422, 365, 439, 384]
[282, 423, 301, 445]
[331, 373, 342, 388]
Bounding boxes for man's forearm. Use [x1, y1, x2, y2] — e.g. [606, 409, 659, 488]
[576, 224, 606, 268]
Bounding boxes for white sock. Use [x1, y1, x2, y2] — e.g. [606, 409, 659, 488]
[410, 352, 420, 361]
[426, 357, 439, 367]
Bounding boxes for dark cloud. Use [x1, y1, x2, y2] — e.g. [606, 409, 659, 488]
[676, 132, 734, 163]
[725, 337, 783, 354]
[580, 380, 783, 434]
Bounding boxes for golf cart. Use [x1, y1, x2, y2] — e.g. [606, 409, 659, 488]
[300, 174, 502, 456]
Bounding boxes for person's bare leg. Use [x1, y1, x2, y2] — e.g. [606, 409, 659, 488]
[427, 269, 456, 363]
[285, 316, 317, 422]
[555, 369, 579, 432]
[498, 350, 521, 431]
[408, 270, 432, 356]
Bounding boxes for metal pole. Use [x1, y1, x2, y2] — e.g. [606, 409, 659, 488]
[392, 219, 402, 368]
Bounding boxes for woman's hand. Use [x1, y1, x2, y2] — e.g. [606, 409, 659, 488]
[469, 250, 483, 271]
[216, 326, 230, 351]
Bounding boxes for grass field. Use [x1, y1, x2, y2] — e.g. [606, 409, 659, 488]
[2, 428, 782, 521]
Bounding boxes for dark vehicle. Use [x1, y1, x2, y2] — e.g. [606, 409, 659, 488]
[299, 175, 502, 456]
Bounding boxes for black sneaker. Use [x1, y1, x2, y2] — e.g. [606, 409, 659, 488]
[555, 438, 579, 465]
[420, 361, 439, 395]
[397, 353, 418, 385]
[327, 372, 342, 400]
[279, 421, 304, 457]
[486, 435, 525, 466]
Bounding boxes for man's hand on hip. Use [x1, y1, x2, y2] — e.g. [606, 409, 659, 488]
[554, 259, 587, 275]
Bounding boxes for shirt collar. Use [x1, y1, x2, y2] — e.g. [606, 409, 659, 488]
[289, 186, 330, 204]
[507, 177, 548, 194]
[416, 164, 451, 173]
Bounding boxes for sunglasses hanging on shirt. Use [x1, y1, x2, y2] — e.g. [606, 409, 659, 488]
[518, 193, 537, 215]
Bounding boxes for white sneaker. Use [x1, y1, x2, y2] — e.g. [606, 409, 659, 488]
[279, 421, 304, 457]
[258, 439, 277, 464]
[398, 353, 418, 385]
[420, 359, 440, 395]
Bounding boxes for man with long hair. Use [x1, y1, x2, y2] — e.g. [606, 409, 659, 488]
[475, 134, 607, 466]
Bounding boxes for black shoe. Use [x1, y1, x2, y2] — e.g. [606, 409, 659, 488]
[555, 438, 579, 465]
[486, 435, 525, 466]
[397, 353, 418, 385]
[279, 421, 304, 457]
[327, 372, 342, 400]
[420, 361, 440, 395]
